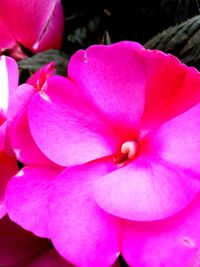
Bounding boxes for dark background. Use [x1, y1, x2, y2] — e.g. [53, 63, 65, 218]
[61, 0, 200, 51]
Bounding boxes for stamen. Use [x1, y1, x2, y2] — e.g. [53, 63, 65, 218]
[113, 140, 138, 166]
[121, 141, 138, 159]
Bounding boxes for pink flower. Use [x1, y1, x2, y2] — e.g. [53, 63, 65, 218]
[5, 62, 64, 238]
[0, 56, 18, 218]
[7, 62, 57, 166]
[0, 215, 72, 267]
[0, 0, 64, 60]
[5, 42, 200, 266]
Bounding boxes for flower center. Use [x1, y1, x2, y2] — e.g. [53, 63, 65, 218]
[113, 140, 138, 166]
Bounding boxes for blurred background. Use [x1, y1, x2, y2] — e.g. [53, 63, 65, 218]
[61, 0, 200, 69]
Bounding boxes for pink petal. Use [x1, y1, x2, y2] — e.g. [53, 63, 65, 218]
[0, 114, 5, 126]
[94, 158, 200, 221]
[0, 151, 18, 218]
[29, 76, 122, 166]
[5, 166, 63, 237]
[6, 83, 35, 156]
[68, 41, 146, 126]
[48, 160, 120, 267]
[8, 60, 56, 121]
[32, 1, 64, 52]
[144, 103, 200, 173]
[0, 19, 15, 49]
[121, 193, 200, 267]
[0, 122, 6, 151]
[141, 49, 200, 128]
[7, 84, 35, 122]
[10, 105, 54, 165]
[0, 56, 18, 117]
[0, 215, 50, 266]
[7, 83, 52, 164]
[27, 62, 56, 89]
[0, 0, 63, 51]
[7, 61, 58, 164]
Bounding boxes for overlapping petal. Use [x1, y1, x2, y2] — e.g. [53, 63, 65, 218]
[0, 151, 18, 218]
[10, 110, 53, 165]
[68, 41, 146, 126]
[7, 63, 56, 164]
[27, 62, 55, 89]
[5, 166, 63, 237]
[141, 49, 200, 128]
[93, 102, 200, 221]
[0, 56, 18, 118]
[94, 157, 200, 221]
[121, 193, 200, 267]
[48, 160, 120, 267]
[0, 0, 64, 54]
[32, 1, 64, 52]
[0, 20, 15, 49]
[29, 76, 122, 166]
[145, 102, 200, 173]
[0, 56, 19, 218]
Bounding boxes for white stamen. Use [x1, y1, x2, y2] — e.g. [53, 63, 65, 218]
[121, 141, 138, 160]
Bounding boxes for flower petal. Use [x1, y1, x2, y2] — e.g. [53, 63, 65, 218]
[10, 107, 53, 165]
[0, 0, 63, 51]
[0, 56, 18, 118]
[7, 83, 51, 164]
[121, 193, 200, 267]
[32, 1, 64, 52]
[94, 158, 200, 221]
[68, 41, 146, 126]
[6, 83, 35, 156]
[0, 19, 15, 49]
[48, 160, 120, 267]
[145, 103, 200, 173]
[5, 166, 63, 237]
[141, 49, 200, 128]
[7, 84, 35, 122]
[29, 76, 122, 166]
[0, 122, 6, 150]
[0, 151, 18, 218]
[27, 62, 56, 89]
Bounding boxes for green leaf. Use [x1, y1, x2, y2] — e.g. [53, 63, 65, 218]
[18, 49, 69, 83]
[145, 15, 200, 69]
